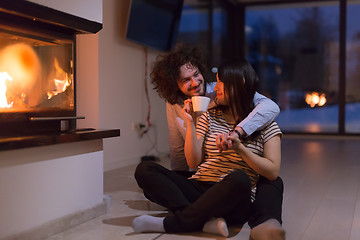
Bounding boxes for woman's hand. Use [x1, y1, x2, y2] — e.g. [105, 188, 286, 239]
[181, 99, 194, 123]
[216, 130, 244, 153]
[216, 133, 231, 153]
[228, 134, 246, 153]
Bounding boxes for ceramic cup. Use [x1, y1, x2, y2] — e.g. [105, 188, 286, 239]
[191, 96, 210, 112]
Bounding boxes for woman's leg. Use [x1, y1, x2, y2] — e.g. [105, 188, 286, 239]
[248, 176, 284, 228]
[248, 176, 285, 240]
[164, 170, 252, 233]
[134, 161, 204, 211]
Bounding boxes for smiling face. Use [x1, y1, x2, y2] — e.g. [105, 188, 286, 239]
[177, 63, 205, 97]
[214, 73, 228, 105]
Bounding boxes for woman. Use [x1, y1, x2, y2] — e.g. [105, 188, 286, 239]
[133, 60, 283, 238]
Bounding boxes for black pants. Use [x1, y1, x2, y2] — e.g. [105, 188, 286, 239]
[135, 161, 255, 233]
[248, 175, 283, 228]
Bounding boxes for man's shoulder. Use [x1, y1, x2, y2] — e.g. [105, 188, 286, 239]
[167, 102, 182, 110]
[166, 102, 184, 121]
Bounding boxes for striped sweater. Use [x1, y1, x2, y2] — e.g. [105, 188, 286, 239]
[189, 108, 282, 190]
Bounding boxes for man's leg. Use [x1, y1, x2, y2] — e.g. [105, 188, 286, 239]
[172, 170, 196, 178]
[134, 161, 203, 211]
[248, 176, 285, 240]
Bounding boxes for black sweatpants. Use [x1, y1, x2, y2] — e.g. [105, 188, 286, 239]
[248, 175, 284, 228]
[135, 161, 253, 233]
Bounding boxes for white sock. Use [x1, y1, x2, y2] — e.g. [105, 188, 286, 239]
[250, 219, 285, 240]
[132, 215, 165, 233]
[202, 217, 229, 237]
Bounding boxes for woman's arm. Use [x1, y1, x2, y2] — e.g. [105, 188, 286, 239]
[230, 134, 282, 181]
[182, 100, 204, 169]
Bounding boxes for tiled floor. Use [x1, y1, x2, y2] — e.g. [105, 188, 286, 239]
[47, 135, 360, 240]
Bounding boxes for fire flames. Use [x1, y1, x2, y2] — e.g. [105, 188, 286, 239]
[305, 92, 326, 108]
[47, 58, 72, 99]
[0, 43, 41, 108]
[0, 43, 72, 110]
[0, 72, 13, 108]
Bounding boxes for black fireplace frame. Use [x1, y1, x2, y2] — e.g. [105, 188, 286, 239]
[0, 0, 102, 136]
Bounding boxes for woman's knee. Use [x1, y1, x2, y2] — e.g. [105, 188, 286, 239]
[257, 176, 284, 194]
[274, 177, 284, 193]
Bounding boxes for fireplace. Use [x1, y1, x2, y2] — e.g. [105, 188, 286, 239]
[0, 1, 119, 149]
[0, 31, 77, 134]
[0, 1, 100, 136]
[0, 2, 120, 239]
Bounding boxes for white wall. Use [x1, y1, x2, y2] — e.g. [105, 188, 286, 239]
[98, 0, 169, 171]
[77, 33, 99, 129]
[74, 0, 170, 171]
[30, 0, 170, 171]
[0, 0, 170, 237]
[0, 140, 104, 238]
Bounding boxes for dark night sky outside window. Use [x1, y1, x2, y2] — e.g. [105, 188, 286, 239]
[176, 0, 359, 135]
[245, 3, 340, 133]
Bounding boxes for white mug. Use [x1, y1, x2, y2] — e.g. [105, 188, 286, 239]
[191, 96, 210, 112]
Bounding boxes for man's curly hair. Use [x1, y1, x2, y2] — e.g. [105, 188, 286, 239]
[150, 43, 211, 105]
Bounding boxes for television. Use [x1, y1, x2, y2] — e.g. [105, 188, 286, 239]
[126, 0, 184, 52]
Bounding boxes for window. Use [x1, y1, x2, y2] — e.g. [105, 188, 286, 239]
[245, 2, 340, 133]
[176, 0, 358, 136]
[177, 0, 231, 76]
[211, 1, 228, 68]
[346, 1, 360, 133]
[177, 0, 210, 52]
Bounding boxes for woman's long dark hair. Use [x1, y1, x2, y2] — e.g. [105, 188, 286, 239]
[217, 60, 259, 125]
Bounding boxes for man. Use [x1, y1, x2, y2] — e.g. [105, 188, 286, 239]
[149, 43, 285, 239]
[151, 43, 280, 174]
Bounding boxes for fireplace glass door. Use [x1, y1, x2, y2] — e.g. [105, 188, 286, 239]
[0, 31, 74, 113]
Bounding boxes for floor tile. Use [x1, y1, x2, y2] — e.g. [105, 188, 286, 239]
[46, 136, 360, 240]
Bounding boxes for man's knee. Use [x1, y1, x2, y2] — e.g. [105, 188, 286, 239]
[134, 161, 158, 183]
[223, 170, 252, 192]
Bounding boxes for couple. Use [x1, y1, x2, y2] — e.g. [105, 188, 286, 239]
[133, 44, 285, 240]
